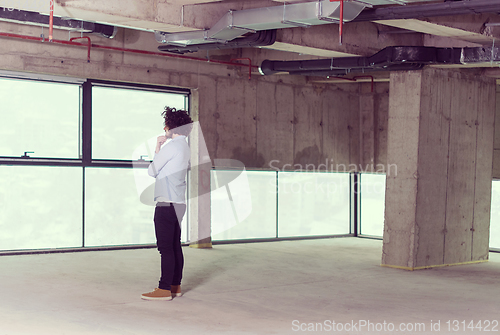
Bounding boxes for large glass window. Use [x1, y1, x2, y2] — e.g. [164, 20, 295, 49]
[0, 76, 190, 252]
[92, 86, 186, 161]
[0, 166, 82, 251]
[0, 78, 81, 159]
[211, 170, 276, 241]
[359, 173, 386, 237]
[277, 172, 350, 237]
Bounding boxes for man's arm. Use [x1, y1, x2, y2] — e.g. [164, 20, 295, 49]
[148, 136, 174, 177]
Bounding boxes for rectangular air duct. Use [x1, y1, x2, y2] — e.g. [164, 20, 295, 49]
[156, 1, 366, 46]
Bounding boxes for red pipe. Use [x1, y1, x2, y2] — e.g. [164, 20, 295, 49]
[330, 0, 344, 45]
[49, 0, 54, 41]
[70, 36, 91, 62]
[230, 58, 252, 80]
[339, 0, 343, 45]
[0, 32, 258, 70]
[353, 75, 374, 93]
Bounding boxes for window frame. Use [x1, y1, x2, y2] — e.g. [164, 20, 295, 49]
[0, 76, 191, 168]
[0, 75, 84, 163]
[87, 79, 190, 168]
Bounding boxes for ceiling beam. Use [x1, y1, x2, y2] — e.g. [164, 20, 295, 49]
[375, 18, 497, 45]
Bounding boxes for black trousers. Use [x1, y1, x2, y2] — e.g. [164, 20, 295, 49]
[154, 203, 186, 291]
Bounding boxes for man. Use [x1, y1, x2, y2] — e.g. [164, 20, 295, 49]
[142, 106, 193, 301]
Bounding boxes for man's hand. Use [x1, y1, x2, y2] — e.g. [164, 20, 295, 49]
[155, 135, 167, 153]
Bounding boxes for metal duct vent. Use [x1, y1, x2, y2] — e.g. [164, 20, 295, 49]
[0, 8, 117, 38]
[259, 46, 500, 76]
[158, 30, 276, 54]
[156, 1, 365, 48]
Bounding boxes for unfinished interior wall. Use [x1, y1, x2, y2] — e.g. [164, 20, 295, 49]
[493, 89, 500, 178]
[199, 78, 365, 170]
[358, 82, 390, 173]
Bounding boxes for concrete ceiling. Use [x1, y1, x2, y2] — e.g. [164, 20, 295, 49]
[1, 0, 500, 80]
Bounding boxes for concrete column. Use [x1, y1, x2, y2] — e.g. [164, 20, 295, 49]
[492, 90, 500, 178]
[188, 89, 212, 249]
[382, 68, 495, 270]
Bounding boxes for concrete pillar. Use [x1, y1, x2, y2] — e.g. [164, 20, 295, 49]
[492, 89, 500, 178]
[188, 90, 212, 249]
[382, 68, 495, 270]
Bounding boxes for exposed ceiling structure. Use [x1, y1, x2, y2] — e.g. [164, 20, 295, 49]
[155, 1, 366, 48]
[260, 45, 500, 76]
[1, 0, 500, 82]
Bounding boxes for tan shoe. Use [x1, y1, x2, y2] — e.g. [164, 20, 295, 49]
[141, 288, 172, 301]
[171, 285, 183, 297]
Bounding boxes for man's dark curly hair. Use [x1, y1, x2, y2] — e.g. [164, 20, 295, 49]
[162, 106, 193, 136]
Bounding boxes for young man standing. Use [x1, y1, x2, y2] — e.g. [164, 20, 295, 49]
[142, 107, 193, 301]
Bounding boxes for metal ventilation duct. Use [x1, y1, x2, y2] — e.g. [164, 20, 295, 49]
[155, 1, 365, 47]
[158, 30, 276, 54]
[0, 8, 117, 38]
[259, 46, 500, 76]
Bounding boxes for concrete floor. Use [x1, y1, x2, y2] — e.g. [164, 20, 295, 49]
[1, 238, 499, 335]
